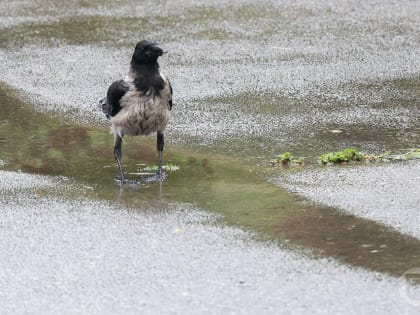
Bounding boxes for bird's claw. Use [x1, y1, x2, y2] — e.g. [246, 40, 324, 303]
[114, 177, 140, 186]
[114, 172, 167, 186]
[142, 171, 168, 183]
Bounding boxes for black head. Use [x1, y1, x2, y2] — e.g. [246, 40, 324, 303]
[132, 40, 164, 65]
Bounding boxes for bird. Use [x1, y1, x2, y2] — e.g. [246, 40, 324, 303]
[99, 40, 173, 184]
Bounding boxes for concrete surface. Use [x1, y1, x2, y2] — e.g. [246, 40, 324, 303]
[274, 160, 420, 239]
[0, 171, 419, 314]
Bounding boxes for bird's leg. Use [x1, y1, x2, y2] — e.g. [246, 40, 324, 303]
[157, 131, 164, 179]
[114, 135, 125, 183]
[113, 135, 138, 186]
[143, 131, 167, 183]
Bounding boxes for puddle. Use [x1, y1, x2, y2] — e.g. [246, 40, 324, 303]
[185, 77, 420, 160]
[275, 204, 420, 275]
[0, 4, 294, 49]
[1, 82, 420, 277]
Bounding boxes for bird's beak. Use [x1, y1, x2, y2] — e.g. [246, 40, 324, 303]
[153, 46, 164, 57]
[143, 45, 163, 58]
[149, 42, 163, 56]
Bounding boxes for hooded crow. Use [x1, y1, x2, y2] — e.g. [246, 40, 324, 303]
[99, 40, 173, 184]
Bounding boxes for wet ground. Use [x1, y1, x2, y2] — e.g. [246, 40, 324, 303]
[1, 0, 420, 313]
[3, 172, 420, 314]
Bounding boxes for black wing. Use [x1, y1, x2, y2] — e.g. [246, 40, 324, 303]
[103, 79, 129, 118]
[168, 79, 173, 111]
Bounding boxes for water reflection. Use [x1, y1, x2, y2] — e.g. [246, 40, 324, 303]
[1, 83, 419, 276]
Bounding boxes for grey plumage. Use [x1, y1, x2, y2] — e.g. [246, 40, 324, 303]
[99, 40, 173, 184]
[110, 75, 171, 137]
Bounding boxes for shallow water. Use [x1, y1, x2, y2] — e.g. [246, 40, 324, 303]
[1, 83, 419, 277]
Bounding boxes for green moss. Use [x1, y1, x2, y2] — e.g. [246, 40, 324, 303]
[319, 148, 364, 164]
[404, 148, 420, 160]
[270, 151, 304, 166]
[275, 152, 291, 163]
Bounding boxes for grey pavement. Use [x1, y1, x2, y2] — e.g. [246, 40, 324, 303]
[273, 160, 420, 240]
[0, 171, 419, 314]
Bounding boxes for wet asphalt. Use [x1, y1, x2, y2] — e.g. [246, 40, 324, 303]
[0, 0, 420, 313]
[0, 171, 419, 314]
[276, 160, 420, 240]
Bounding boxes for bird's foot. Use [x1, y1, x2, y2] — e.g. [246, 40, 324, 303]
[114, 176, 140, 186]
[142, 171, 168, 183]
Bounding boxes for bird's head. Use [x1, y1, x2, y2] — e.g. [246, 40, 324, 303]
[132, 40, 164, 65]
